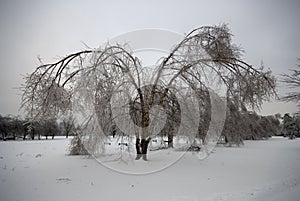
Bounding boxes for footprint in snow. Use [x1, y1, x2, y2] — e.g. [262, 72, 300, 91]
[35, 154, 42, 158]
[56, 177, 71, 184]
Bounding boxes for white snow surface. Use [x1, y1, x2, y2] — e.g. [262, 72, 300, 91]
[0, 136, 300, 201]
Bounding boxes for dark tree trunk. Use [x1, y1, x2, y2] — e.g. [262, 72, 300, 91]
[168, 134, 173, 148]
[135, 138, 142, 160]
[135, 138, 151, 160]
[224, 135, 228, 144]
[3, 130, 7, 141]
[141, 138, 150, 160]
[31, 127, 35, 140]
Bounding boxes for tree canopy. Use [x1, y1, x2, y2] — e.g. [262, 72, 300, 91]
[20, 24, 277, 157]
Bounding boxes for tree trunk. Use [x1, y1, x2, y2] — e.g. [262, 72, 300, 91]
[168, 134, 173, 148]
[224, 135, 228, 144]
[141, 138, 150, 160]
[135, 138, 151, 160]
[135, 138, 142, 160]
[3, 132, 7, 141]
[31, 127, 35, 140]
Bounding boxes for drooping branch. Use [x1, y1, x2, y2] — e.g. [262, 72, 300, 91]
[152, 24, 277, 110]
[20, 44, 142, 121]
[281, 61, 300, 110]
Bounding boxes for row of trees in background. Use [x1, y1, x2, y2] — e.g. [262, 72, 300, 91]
[2, 111, 299, 143]
[220, 102, 281, 146]
[0, 114, 77, 141]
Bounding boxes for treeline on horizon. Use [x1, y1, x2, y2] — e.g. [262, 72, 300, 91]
[0, 114, 76, 141]
[0, 110, 299, 145]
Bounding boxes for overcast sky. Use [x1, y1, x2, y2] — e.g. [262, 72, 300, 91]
[0, 0, 299, 117]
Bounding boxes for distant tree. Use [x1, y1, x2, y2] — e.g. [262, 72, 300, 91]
[242, 111, 264, 140]
[282, 113, 296, 139]
[34, 121, 42, 140]
[43, 119, 59, 139]
[0, 115, 25, 140]
[273, 113, 283, 136]
[258, 116, 276, 138]
[0, 115, 8, 140]
[275, 113, 282, 120]
[221, 98, 244, 146]
[23, 121, 36, 140]
[61, 115, 75, 138]
[294, 115, 300, 137]
[266, 115, 281, 136]
[8, 116, 25, 140]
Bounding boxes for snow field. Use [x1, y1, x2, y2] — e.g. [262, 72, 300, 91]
[0, 137, 300, 201]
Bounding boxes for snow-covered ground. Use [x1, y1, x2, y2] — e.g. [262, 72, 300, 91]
[1, 137, 300, 201]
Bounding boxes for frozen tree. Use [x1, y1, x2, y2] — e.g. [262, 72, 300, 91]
[21, 24, 276, 160]
[282, 113, 296, 139]
[281, 61, 300, 112]
[294, 115, 300, 137]
[281, 113, 300, 139]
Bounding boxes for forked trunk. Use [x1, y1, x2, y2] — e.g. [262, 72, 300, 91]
[135, 138, 151, 160]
